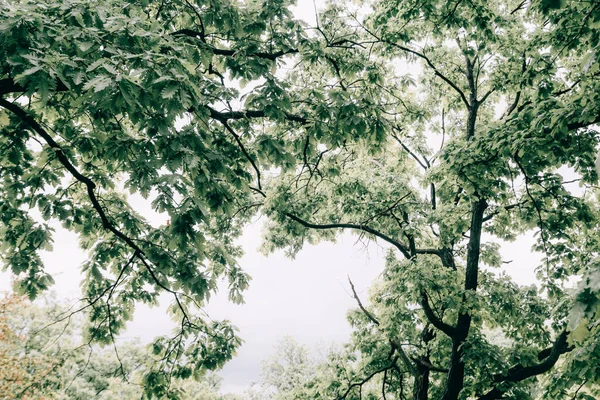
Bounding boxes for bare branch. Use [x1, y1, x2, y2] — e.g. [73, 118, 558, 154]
[347, 276, 380, 326]
[479, 88, 495, 104]
[249, 185, 267, 198]
[219, 119, 263, 191]
[284, 212, 412, 258]
[510, 0, 528, 14]
[392, 133, 429, 170]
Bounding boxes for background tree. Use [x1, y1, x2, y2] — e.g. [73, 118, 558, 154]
[2, 0, 600, 399]
[0, 295, 62, 399]
[0, 293, 237, 399]
[259, 336, 315, 399]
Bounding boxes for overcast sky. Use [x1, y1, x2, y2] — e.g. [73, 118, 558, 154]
[0, 0, 550, 395]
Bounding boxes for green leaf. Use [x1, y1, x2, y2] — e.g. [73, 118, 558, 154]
[14, 65, 43, 82]
[82, 75, 112, 92]
[161, 85, 178, 99]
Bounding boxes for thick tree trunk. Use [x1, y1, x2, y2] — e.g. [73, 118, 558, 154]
[412, 359, 430, 400]
[442, 332, 469, 400]
[441, 199, 487, 400]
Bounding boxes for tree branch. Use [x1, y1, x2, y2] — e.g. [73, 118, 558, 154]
[567, 112, 600, 132]
[284, 212, 412, 258]
[479, 88, 495, 104]
[284, 212, 452, 265]
[348, 276, 419, 377]
[411, 357, 449, 373]
[350, 21, 470, 108]
[0, 77, 68, 97]
[347, 276, 380, 326]
[392, 133, 430, 170]
[501, 51, 527, 119]
[0, 97, 193, 326]
[218, 118, 263, 191]
[336, 357, 399, 400]
[478, 330, 571, 400]
[482, 201, 528, 222]
[386, 43, 470, 108]
[283, 212, 447, 266]
[206, 105, 307, 124]
[420, 290, 456, 337]
[0, 78, 310, 127]
[510, 0, 528, 14]
[171, 29, 299, 60]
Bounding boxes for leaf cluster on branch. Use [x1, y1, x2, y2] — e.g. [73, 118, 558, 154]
[1, 0, 600, 398]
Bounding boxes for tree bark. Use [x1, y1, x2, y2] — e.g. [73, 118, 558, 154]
[412, 361, 430, 400]
[441, 198, 487, 400]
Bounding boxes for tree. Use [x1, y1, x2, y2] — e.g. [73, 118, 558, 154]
[0, 295, 62, 399]
[0, 293, 235, 399]
[1, 0, 600, 398]
[260, 0, 600, 399]
[260, 336, 315, 399]
[0, 0, 306, 394]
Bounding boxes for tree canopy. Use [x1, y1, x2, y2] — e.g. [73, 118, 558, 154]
[1, 0, 600, 398]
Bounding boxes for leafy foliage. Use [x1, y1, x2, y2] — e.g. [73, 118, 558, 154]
[1, 0, 600, 398]
[260, 336, 315, 399]
[259, 0, 600, 399]
[0, 293, 240, 399]
[0, 295, 62, 399]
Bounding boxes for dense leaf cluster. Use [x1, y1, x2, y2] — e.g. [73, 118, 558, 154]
[1, 0, 600, 398]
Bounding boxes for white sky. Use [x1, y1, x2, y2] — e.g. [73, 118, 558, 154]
[0, 0, 550, 394]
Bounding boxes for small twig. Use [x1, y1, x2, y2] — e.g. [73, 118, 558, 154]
[347, 276, 379, 325]
[220, 120, 263, 191]
[392, 133, 430, 170]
